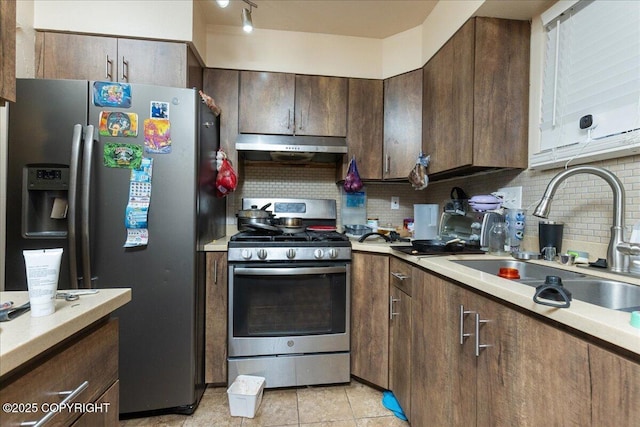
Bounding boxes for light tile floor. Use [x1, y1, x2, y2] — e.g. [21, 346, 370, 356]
[120, 379, 410, 426]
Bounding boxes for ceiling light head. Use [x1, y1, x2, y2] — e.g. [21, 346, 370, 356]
[216, 0, 229, 8]
[241, 0, 257, 33]
[242, 7, 253, 33]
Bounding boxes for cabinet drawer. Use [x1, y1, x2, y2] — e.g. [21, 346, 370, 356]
[390, 258, 413, 296]
[0, 319, 118, 426]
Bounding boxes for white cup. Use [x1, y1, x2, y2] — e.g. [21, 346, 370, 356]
[23, 249, 63, 317]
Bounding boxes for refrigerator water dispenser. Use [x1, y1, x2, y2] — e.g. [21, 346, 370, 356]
[22, 165, 70, 238]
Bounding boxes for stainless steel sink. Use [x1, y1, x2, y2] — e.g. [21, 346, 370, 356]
[453, 259, 586, 280]
[453, 259, 640, 312]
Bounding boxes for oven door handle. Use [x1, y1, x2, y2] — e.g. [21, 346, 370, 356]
[233, 266, 347, 276]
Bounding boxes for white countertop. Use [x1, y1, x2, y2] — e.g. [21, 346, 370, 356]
[0, 289, 131, 377]
[352, 239, 640, 355]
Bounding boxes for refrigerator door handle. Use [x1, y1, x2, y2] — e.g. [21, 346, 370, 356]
[80, 125, 95, 288]
[67, 125, 84, 289]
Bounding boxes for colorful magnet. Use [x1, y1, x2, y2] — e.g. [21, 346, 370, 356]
[143, 119, 172, 154]
[99, 111, 138, 137]
[93, 82, 132, 108]
[103, 143, 143, 169]
[150, 101, 169, 119]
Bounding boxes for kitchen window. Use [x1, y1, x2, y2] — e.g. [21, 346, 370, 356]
[531, 0, 640, 169]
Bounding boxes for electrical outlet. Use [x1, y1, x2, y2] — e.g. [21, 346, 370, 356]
[497, 186, 523, 209]
[391, 196, 400, 210]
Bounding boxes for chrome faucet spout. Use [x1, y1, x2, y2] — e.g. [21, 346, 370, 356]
[533, 166, 628, 273]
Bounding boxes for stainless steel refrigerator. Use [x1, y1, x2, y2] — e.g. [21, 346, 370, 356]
[5, 78, 225, 415]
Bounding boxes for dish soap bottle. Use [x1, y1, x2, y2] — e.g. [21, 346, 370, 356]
[488, 222, 509, 255]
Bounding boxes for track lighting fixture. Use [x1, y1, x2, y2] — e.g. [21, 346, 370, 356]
[241, 0, 257, 33]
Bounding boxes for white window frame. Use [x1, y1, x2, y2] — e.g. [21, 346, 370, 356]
[530, 0, 640, 170]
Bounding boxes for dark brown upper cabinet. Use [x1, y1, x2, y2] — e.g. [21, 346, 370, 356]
[239, 71, 347, 137]
[422, 17, 530, 179]
[383, 69, 423, 180]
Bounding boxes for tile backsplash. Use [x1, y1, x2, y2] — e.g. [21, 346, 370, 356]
[231, 154, 640, 254]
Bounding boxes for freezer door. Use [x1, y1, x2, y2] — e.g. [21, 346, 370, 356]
[87, 83, 205, 414]
[5, 79, 90, 291]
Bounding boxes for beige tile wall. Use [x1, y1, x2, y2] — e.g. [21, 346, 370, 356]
[233, 154, 640, 254]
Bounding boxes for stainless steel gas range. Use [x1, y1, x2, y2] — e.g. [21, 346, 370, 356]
[227, 198, 351, 388]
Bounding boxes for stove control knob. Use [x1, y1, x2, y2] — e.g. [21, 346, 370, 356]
[314, 249, 325, 259]
[328, 248, 339, 259]
[257, 249, 268, 260]
[241, 249, 252, 260]
[286, 249, 296, 259]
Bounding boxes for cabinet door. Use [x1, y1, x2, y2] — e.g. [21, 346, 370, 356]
[351, 252, 389, 388]
[71, 380, 119, 427]
[340, 78, 383, 180]
[511, 312, 591, 426]
[383, 69, 422, 179]
[472, 293, 521, 427]
[205, 252, 228, 384]
[203, 69, 240, 166]
[117, 38, 187, 87]
[472, 17, 529, 169]
[294, 75, 347, 137]
[411, 271, 475, 426]
[389, 285, 412, 419]
[0, 0, 16, 104]
[422, 19, 474, 175]
[590, 344, 640, 426]
[239, 71, 295, 135]
[36, 32, 118, 81]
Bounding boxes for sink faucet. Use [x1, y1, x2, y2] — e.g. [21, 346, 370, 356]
[533, 166, 632, 273]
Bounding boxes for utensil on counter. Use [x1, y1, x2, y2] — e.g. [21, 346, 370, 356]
[557, 253, 576, 265]
[344, 224, 373, 237]
[56, 289, 99, 301]
[307, 225, 337, 232]
[0, 301, 31, 322]
[512, 251, 541, 260]
[411, 238, 465, 253]
[237, 203, 275, 230]
[245, 222, 283, 233]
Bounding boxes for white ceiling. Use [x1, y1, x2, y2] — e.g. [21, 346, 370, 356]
[202, 0, 555, 39]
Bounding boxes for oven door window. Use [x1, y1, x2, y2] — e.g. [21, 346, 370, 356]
[233, 267, 347, 337]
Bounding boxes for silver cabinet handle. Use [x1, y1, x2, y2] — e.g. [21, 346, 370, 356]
[20, 381, 89, 427]
[213, 259, 218, 285]
[385, 155, 390, 174]
[459, 305, 474, 345]
[475, 313, 491, 357]
[121, 57, 129, 81]
[105, 54, 113, 80]
[391, 272, 409, 281]
[287, 109, 291, 130]
[389, 295, 401, 320]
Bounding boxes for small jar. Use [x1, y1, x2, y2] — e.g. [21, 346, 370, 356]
[366, 218, 379, 233]
[488, 222, 509, 255]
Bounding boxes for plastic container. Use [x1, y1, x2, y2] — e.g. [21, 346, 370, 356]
[498, 267, 520, 279]
[227, 375, 266, 418]
[414, 204, 439, 240]
[488, 222, 509, 255]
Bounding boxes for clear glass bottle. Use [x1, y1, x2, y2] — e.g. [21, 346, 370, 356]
[488, 222, 509, 255]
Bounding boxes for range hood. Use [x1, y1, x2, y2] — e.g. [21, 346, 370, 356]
[236, 134, 348, 163]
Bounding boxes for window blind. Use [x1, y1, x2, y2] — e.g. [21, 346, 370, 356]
[538, 0, 640, 158]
